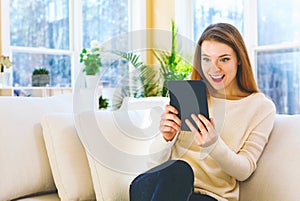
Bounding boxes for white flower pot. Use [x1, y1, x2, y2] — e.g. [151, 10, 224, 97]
[85, 75, 99, 89]
[0, 72, 10, 87]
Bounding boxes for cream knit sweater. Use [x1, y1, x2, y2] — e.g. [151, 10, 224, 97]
[151, 92, 276, 201]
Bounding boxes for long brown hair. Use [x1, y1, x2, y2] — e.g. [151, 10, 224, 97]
[191, 23, 259, 93]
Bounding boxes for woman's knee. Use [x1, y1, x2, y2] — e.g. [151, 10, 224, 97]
[145, 160, 194, 184]
[165, 160, 193, 175]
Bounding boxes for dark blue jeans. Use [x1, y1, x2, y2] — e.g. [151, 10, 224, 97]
[130, 160, 217, 201]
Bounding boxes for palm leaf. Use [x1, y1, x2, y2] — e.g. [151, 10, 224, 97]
[111, 50, 144, 69]
[110, 50, 162, 109]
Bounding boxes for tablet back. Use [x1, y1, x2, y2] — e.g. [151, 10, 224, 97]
[167, 80, 209, 131]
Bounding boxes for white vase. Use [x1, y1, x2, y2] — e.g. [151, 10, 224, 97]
[0, 72, 9, 88]
[85, 75, 99, 89]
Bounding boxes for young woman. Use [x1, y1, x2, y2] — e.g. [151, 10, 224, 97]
[130, 23, 276, 201]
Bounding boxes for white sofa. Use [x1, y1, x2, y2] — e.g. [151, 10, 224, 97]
[0, 94, 299, 201]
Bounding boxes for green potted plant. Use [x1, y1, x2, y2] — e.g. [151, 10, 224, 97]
[107, 21, 192, 109]
[80, 40, 103, 75]
[116, 20, 193, 98]
[98, 95, 109, 110]
[32, 67, 50, 87]
[80, 40, 103, 88]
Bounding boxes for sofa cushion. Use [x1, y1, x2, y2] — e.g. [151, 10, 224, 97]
[0, 94, 73, 201]
[240, 114, 300, 201]
[75, 107, 164, 201]
[86, 153, 137, 201]
[41, 113, 96, 201]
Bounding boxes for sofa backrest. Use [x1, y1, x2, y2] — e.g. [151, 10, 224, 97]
[240, 114, 300, 201]
[0, 94, 73, 201]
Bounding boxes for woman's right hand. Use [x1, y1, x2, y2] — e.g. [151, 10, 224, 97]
[159, 104, 182, 141]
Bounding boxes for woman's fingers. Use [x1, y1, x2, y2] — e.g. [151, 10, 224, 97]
[199, 114, 212, 127]
[185, 118, 207, 145]
[162, 113, 181, 126]
[161, 104, 181, 129]
[196, 114, 219, 147]
[160, 119, 180, 141]
[160, 115, 181, 132]
[184, 118, 198, 133]
[159, 104, 182, 141]
[165, 104, 178, 114]
[186, 114, 216, 146]
[191, 114, 208, 133]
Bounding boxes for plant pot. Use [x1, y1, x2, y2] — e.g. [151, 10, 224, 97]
[32, 74, 50, 87]
[85, 75, 99, 89]
[0, 72, 9, 87]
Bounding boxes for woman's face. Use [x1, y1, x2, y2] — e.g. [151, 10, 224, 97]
[201, 40, 240, 97]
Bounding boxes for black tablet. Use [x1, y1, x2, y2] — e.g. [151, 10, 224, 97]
[167, 80, 209, 131]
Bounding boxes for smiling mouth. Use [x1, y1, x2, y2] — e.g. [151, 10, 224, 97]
[210, 74, 225, 82]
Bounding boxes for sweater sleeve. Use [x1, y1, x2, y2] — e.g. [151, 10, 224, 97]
[148, 132, 179, 166]
[209, 105, 276, 181]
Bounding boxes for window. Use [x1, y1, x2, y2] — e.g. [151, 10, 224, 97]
[193, 0, 244, 42]
[82, 0, 128, 49]
[81, 0, 129, 87]
[1, 0, 144, 88]
[256, 48, 300, 114]
[82, 0, 133, 87]
[8, 0, 72, 87]
[256, 0, 300, 114]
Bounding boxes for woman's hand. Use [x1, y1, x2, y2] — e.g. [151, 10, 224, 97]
[160, 105, 182, 141]
[185, 114, 219, 147]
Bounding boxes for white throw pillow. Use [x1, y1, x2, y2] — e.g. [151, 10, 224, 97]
[75, 107, 164, 201]
[0, 94, 73, 201]
[41, 113, 96, 201]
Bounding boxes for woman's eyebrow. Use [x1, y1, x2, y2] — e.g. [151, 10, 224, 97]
[219, 53, 232, 57]
[201, 53, 232, 57]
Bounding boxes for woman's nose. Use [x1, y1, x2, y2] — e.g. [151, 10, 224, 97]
[211, 60, 221, 70]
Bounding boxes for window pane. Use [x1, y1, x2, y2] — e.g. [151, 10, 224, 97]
[82, 0, 129, 87]
[258, 0, 300, 45]
[10, 0, 69, 50]
[257, 49, 300, 114]
[101, 58, 129, 87]
[12, 52, 71, 87]
[193, 0, 244, 42]
[82, 0, 128, 49]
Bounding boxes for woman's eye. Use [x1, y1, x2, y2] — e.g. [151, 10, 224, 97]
[202, 57, 210, 62]
[220, 57, 230, 62]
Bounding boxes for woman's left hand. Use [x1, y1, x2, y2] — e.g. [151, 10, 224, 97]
[185, 114, 219, 147]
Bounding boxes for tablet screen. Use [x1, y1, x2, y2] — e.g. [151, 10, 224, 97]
[167, 80, 209, 131]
